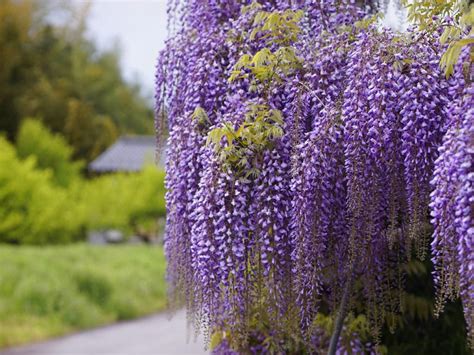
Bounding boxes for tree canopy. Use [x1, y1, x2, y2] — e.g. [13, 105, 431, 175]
[0, 0, 153, 161]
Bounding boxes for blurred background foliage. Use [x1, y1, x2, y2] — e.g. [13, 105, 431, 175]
[0, 121, 165, 245]
[0, 1, 167, 346]
[16, 119, 83, 187]
[0, 0, 153, 162]
[0, 244, 167, 348]
[381, 257, 470, 355]
[0, 0, 164, 246]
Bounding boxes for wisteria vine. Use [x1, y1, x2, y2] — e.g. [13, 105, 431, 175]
[156, 0, 473, 352]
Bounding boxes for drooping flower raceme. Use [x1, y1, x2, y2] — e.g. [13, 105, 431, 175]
[156, 0, 472, 352]
[430, 85, 473, 345]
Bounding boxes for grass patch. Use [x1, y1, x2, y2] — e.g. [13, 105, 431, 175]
[0, 244, 167, 349]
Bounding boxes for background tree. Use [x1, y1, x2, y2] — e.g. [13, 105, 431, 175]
[0, 0, 154, 161]
[0, 0, 34, 139]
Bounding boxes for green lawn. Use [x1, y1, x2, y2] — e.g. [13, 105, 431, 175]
[0, 244, 167, 349]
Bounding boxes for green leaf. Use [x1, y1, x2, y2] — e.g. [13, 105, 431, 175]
[209, 331, 224, 351]
[250, 27, 259, 41]
[440, 38, 473, 77]
[191, 106, 210, 125]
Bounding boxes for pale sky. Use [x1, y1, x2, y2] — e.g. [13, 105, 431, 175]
[83, 0, 169, 96]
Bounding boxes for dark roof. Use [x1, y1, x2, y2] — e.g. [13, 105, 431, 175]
[89, 136, 163, 172]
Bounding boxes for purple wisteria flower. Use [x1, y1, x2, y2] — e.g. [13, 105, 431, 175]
[430, 85, 473, 344]
[156, 0, 472, 352]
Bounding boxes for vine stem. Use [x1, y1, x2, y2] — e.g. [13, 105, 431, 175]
[327, 270, 354, 355]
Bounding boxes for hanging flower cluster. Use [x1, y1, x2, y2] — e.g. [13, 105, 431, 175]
[156, 0, 472, 352]
[430, 84, 473, 345]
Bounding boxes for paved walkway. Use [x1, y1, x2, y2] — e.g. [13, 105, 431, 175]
[0, 311, 208, 355]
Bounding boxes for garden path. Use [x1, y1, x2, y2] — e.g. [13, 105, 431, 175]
[0, 310, 207, 355]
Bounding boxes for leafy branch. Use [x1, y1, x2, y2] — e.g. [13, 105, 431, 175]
[203, 7, 304, 177]
[206, 105, 284, 177]
[402, 0, 474, 77]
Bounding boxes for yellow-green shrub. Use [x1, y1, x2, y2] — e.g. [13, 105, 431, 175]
[0, 137, 86, 244]
[0, 133, 165, 244]
[82, 166, 166, 234]
[16, 119, 83, 187]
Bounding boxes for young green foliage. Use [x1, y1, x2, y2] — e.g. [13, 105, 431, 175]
[250, 8, 304, 45]
[206, 104, 284, 177]
[206, 8, 303, 177]
[402, 0, 474, 77]
[191, 105, 211, 131]
[229, 7, 303, 85]
[229, 46, 301, 85]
